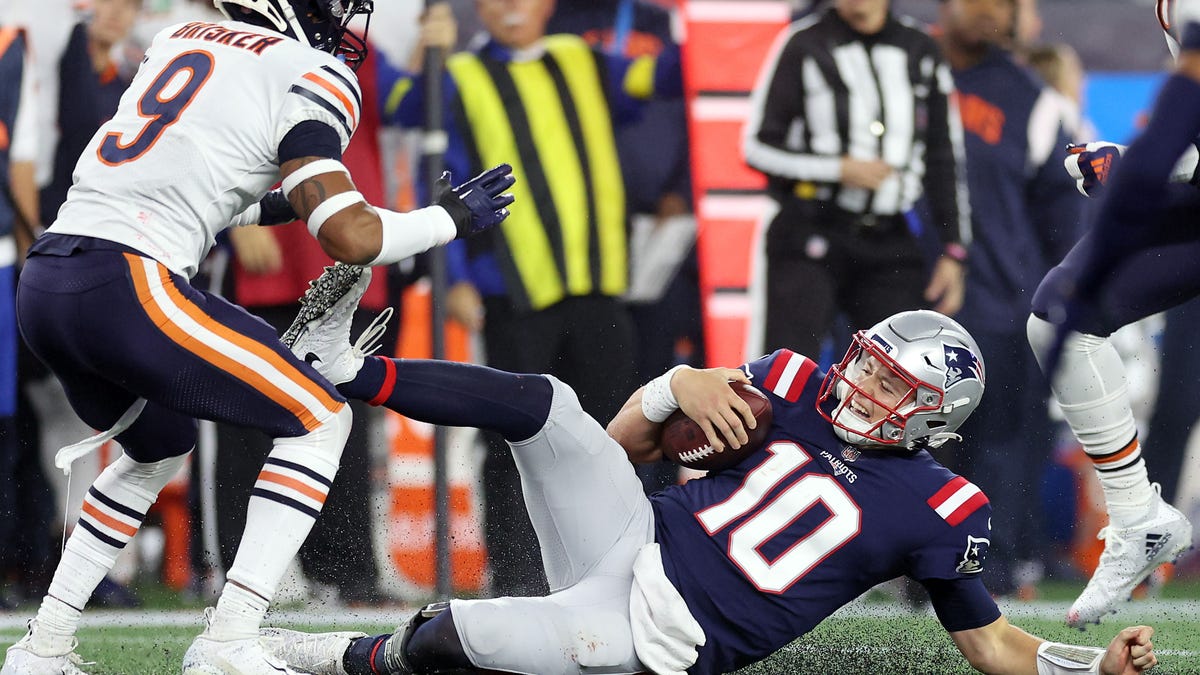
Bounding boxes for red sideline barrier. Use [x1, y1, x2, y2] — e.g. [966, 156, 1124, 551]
[682, 0, 789, 366]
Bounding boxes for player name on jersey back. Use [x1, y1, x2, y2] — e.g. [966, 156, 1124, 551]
[168, 22, 285, 55]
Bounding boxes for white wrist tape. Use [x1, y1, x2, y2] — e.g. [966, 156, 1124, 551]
[281, 158, 349, 197]
[368, 205, 458, 266]
[641, 365, 690, 423]
[1036, 642, 1104, 675]
[230, 202, 262, 227]
[306, 191, 365, 237]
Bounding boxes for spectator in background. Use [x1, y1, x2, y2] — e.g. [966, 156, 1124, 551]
[213, 39, 389, 608]
[935, 0, 1084, 598]
[40, 0, 142, 230]
[1024, 42, 1096, 142]
[742, 0, 971, 362]
[380, 0, 681, 596]
[547, 0, 702, 494]
[0, 9, 43, 609]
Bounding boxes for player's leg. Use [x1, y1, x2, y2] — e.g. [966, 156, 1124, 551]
[15, 249, 350, 674]
[1028, 222, 1197, 626]
[266, 577, 641, 675]
[10, 253, 197, 672]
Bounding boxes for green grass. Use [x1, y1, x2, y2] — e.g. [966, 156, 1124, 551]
[735, 615, 1200, 674]
[3, 578, 1199, 673]
[2, 608, 1198, 675]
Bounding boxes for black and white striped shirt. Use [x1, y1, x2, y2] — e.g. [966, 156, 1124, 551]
[743, 6, 971, 247]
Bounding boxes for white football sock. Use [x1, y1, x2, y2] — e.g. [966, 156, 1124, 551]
[35, 453, 187, 649]
[217, 405, 350, 636]
[1026, 317, 1157, 527]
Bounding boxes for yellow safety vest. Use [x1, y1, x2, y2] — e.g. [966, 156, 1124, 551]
[446, 35, 628, 311]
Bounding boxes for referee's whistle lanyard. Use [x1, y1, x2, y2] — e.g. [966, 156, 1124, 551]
[612, 0, 634, 55]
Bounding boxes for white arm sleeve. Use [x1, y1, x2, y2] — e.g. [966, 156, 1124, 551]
[368, 205, 458, 266]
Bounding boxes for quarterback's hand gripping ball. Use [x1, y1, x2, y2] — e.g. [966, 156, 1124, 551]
[660, 382, 773, 472]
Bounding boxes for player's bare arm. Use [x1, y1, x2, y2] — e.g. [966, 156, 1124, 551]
[280, 156, 514, 266]
[949, 617, 1157, 674]
[607, 366, 755, 464]
[281, 155, 384, 264]
[607, 386, 665, 464]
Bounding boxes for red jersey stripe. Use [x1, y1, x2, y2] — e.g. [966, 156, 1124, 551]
[762, 350, 815, 402]
[945, 490, 989, 527]
[927, 475, 969, 509]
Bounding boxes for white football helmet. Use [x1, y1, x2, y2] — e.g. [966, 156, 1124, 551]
[817, 310, 985, 450]
[214, 0, 372, 69]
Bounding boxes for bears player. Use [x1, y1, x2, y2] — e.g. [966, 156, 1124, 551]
[1025, 0, 1200, 628]
[2, 0, 514, 672]
[260, 270, 1157, 675]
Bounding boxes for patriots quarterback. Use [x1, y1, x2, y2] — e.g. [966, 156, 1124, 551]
[3, 0, 514, 674]
[1026, 0, 1198, 629]
[259, 274, 1158, 675]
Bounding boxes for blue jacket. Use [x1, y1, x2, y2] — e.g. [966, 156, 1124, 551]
[952, 47, 1084, 331]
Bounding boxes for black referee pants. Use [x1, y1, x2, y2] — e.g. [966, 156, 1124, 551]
[761, 202, 930, 360]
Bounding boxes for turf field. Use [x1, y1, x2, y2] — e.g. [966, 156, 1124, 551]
[2, 595, 1199, 674]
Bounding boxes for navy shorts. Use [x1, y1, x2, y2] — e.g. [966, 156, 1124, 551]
[1032, 186, 1200, 336]
[16, 239, 345, 463]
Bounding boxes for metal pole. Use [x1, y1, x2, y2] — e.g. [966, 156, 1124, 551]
[421, 34, 453, 598]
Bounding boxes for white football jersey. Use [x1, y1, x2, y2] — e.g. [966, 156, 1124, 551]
[49, 20, 362, 278]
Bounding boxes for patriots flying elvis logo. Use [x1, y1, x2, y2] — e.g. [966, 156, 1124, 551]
[943, 344, 984, 389]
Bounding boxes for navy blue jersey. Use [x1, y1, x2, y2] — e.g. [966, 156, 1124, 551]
[951, 47, 1082, 332]
[650, 349, 999, 674]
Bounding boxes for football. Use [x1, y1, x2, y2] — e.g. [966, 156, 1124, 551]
[660, 382, 773, 472]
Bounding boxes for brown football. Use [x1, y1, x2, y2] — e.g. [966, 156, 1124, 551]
[660, 382, 773, 472]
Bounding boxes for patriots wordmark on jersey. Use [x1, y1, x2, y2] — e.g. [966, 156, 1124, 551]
[649, 349, 998, 674]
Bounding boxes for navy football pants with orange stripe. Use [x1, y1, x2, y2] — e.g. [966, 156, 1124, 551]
[16, 245, 345, 464]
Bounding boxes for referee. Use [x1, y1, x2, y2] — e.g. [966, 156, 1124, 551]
[742, 0, 971, 359]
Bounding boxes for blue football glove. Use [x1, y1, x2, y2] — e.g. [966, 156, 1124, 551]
[435, 164, 516, 238]
[1064, 142, 1125, 197]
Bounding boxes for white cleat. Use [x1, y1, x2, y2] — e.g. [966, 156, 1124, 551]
[281, 264, 376, 385]
[259, 628, 366, 675]
[181, 634, 300, 675]
[1, 626, 90, 675]
[1067, 490, 1194, 628]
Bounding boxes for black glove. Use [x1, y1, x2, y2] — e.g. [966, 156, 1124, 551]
[258, 189, 298, 225]
[434, 164, 516, 238]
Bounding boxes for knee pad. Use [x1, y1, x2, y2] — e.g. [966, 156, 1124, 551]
[95, 452, 190, 505]
[1026, 314, 1135, 455]
[266, 403, 352, 486]
[305, 403, 353, 464]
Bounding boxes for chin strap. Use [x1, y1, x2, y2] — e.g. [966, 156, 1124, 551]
[922, 432, 963, 449]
